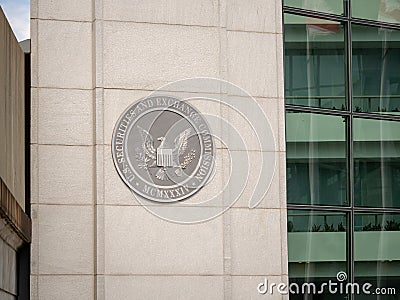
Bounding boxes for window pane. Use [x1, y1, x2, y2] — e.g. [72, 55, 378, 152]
[354, 118, 400, 208]
[288, 210, 348, 299]
[284, 0, 344, 15]
[352, 25, 400, 114]
[352, 0, 400, 23]
[284, 14, 346, 110]
[354, 213, 400, 299]
[286, 111, 348, 206]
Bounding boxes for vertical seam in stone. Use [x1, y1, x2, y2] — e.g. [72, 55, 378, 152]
[280, 155, 288, 278]
[276, 34, 281, 152]
[36, 205, 40, 297]
[92, 1, 98, 300]
[221, 0, 232, 291]
[275, 33, 279, 104]
[33, 3, 40, 292]
[223, 210, 232, 300]
[220, 1, 232, 297]
[93, 0, 107, 298]
[36, 19, 39, 89]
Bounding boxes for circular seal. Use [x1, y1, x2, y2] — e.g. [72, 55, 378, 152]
[112, 95, 215, 203]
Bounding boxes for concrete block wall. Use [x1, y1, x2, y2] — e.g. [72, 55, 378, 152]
[31, 0, 288, 299]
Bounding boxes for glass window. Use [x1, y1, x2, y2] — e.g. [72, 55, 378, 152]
[352, 0, 400, 24]
[354, 118, 400, 208]
[288, 210, 348, 299]
[354, 213, 400, 299]
[284, 5, 400, 297]
[284, 0, 344, 15]
[286, 111, 348, 206]
[284, 14, 346, 110]
[353, 24, 400, 114]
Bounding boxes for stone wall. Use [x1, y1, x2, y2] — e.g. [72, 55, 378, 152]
[31, 1, 288, 298]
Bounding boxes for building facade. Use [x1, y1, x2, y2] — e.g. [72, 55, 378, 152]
[0, 7, 31, 300]
[3, 0, 395, 299]
[284, 2, 400, 299]
[30, 0, 288, 299]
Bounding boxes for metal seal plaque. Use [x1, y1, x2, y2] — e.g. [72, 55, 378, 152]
[112, 95, 215, 203]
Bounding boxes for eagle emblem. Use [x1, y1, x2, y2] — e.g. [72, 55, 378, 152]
[112, 95, 214, 203]
[135, 126, 196, 181]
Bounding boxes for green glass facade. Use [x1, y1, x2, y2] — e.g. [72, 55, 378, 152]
[284, 0, 400, 298]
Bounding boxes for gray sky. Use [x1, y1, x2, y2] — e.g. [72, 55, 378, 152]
[0, 0, 30, 41]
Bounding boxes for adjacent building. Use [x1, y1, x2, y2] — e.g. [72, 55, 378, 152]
[0, 7, 31, 300]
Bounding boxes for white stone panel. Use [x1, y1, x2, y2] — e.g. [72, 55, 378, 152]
[276, 34, 285, 98]
[104, 205, 223, 274]
[103, 0, 219, 27]
[104, 275, 224, 300]
[31, 205, 39, 275]
[38, 0, 93, 21]
[227, 0, 276, 33]
[278, 97, 286, 152]
[232, 151, 280, 209]
[30, 19, 38, 87]
[231, 275, 284, 299]
[31, 0, 38, 19]
[38, 205, 94, 274]
[276, 0, 284, 34]
[279, 153, 288, 210]
[222, 96, 278, 151]
[230, 208, 283, 275]
[30, 275, 38, 300]
[38, 20, 93, 89]
[227, 31, 278, 98]
[280, 209, 289, 276]
[31, 88, 38, 144]
[31, 145, 38, 204]
[38, 145, 93, 204]
[103, 22, 220, 89]
[38, 275, 94, 300]
[94, 88, 104, 144]
[38, 88, 94, 145]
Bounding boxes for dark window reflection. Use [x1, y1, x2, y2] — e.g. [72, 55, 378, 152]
[354, 118, 400, 208]
[284, 0, 344, 15]
[286, 111, 348, 206]
[284, 14, 346, 110]
[354, 213, 400, 299]
[352, 0, 400, 24]
[352, 25, 400, 114]
[288, 210, 348, 299]
[284, 6, 400, 299]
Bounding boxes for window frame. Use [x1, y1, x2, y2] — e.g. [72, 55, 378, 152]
[283, 0, 400, 293]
